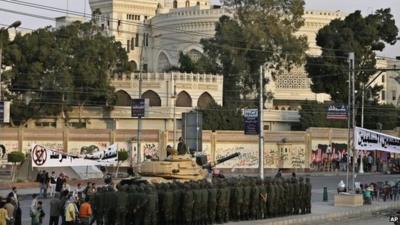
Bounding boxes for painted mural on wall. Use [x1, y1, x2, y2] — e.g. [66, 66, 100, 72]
[143, 143, 159, 160]
[311, 140, 348, 171]
[68, 142, 110, 155]
[215, 143, 258, 168]
[23, 141, 63, 154]
[264, 144, 306, 169]
[0, 141, 19, 160]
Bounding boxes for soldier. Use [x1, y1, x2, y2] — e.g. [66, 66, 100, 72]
[134, 185, 147, 225]
[94, 187, 105, 225]
[207, 182, 217, 225]
[144, 185, 158, 225]
[157, 183, 167, 225]
[299, 177, 306, 214]
[249, 178, 260, 220]
[164, 184, 174, 225]
[223, 180, 231, 223]
[170, 182, 181, 225]
[241, 178, 251, 220]
[292, 177, 300, 215]
[199, 181, 209, 225]
[182, 183, 194, 225]
[215, 180, 224, 223]
[274, 179, 283, 216]
[258, 178, 267, 219]
[103, 186, 117, 225]
[270, 180, 277, 217]
[116, 185, 129, 225]
[264, 178, 272, 218]
[229, 178, 242, 221]
[126, 185, 138, 225]
[285, 179, 294, 215]
[305, 177, 312, 214]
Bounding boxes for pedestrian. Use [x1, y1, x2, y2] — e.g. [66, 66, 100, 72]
[30, 195, 40, 225]
[275, 169, 282, 178]
[55, 174, 65, 193]
[37, 201, 45, 225]
[65, 196, 78, 225]
[292, 172, 296, 178]
[7, 187, 18, 208]
[83, 182, 91, 198]
[38, 171, 48, 198]
[0, 201, 9, 225]
[74, 183, 84, 201]
[177, 137, 188, 155]
[79, 196, 93, 225]
[368, 154, 373, 172]
[49, 193, 62, 225]
[62, 180, 71, 193]
[4, 197, 15, 225]
[49, 172, 57, 198]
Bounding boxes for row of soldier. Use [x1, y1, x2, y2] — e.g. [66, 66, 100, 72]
[89, 176, 312, 225]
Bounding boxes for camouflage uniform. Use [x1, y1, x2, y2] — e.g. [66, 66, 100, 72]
[258, 179, 267, 219]
[299, 177, 306, 214]
[305, 177, 312, 214]
[182, 183, 194, 225]
[207, 182, 217, 225]
[249, 178, 260, 220]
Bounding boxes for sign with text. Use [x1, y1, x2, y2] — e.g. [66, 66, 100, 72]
[326, 104, 347, 120]
[131, 98, 145, 117]
[244, 109, 259, 135]
[354, 127, 400, 153]
[0, 101, 10, 123]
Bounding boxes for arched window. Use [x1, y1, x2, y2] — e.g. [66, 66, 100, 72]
[185, 0, 190, 7]
[130, 60, 138, 71]
[142, 90, 161, 106]
[176, 91, 192, 107]
[196, 1, 200, 5]
[173, 0, 178, 8]
[187, 49, 202, 62]
[115, 90, 131, 106]
[157, 52, 171, 72]
[197, 92, 216, 108]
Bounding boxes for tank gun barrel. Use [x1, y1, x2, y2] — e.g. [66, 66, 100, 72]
[216, 152, 240, 165]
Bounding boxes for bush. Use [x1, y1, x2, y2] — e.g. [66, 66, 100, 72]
[118, 149, 129, 162]
[7, 151, 25, 163]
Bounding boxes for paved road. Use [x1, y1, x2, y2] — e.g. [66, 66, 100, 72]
[321, 210, 396, 225]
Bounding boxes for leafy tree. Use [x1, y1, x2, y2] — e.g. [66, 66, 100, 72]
[2, 21, 132, 126]
[198, 103, 244, 130]
[115, 149, 129, 177]
[198, 0, 307, 107]
[306, 9, 398, 104]
[298, 101, 398, 130]
[7, 151, 25, 181]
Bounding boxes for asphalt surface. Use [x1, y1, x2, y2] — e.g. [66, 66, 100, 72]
[320, 209, 396, 225]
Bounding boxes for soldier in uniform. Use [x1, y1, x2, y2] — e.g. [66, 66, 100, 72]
[229, 178, 242, 221]
[182, 183, 194, 225]
[164, 184, 174, 225]
[292, 177, 300, 215]
[249, 178, 260, 220]
[241, 178, 251, 220]
[143, 185, 157, 225]
[299, 177, 306, 214]
[94, 187, 105, 225]
[199, 181, 209, 225]
[207, 182, 217, 225]
[116, 185, 129, 225]
[285, 178, 294, 215]
[192, 182, 202, 225]
[270, 180, 277, 217]
[305, 177, 312, 214]
[264, 178, 272, 218]
[258, 178, 267, 219]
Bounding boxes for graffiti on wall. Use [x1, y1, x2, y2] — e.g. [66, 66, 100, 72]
[215, 144, 258, 168]
[311, 141, 348, 171]
[264, 144, 306, 169]
[23, 141, 63, 153]
[68, 142, 109, 155]
[143, 143, 159, 160]
[0, 141, 19, 159]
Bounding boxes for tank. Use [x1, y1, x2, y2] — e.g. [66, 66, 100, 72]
[138, 152, 241, 181]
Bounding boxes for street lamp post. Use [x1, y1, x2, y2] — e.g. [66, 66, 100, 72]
[0, 21, 21, 101]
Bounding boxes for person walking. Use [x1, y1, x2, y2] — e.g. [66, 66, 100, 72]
[30, 195, 41, 225]
[55, 174, 65, 194]
[49, 172, 57, 198]
[0, 201, 9, 225]
[38, 171, 48, 198]
[79, 197, 93, 225]
[49, 194, 62, 225]
[4, 197, 15, 225]
[65, 196, 78, 225]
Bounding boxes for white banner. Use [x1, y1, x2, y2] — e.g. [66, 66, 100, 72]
[31, 144, 118, 167]
[354, 127, 400, 153]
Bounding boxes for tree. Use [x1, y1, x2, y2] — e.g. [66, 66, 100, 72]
[298, 101, 347, 130]
[7, 151, 25, 182]
[198, 0, 307, 107]
[306, 9, 398, 104]
[115, 149, 129, 177]
[197, 102, 244, 130]
[2, 21, 132, 126]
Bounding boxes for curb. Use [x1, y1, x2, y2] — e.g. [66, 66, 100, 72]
[244, 202, 400, 225]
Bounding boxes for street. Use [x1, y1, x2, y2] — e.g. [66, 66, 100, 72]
[322, 210, 395, 225]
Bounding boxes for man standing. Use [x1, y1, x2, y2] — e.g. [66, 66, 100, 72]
[4, 197, 15, 225]
[65, 196, 78, 225]
[368, 154, 373, 172]
[49, 194, 62, 225]
[79, 197, 93, 225]
[177, 137, 188, 155]
[49, 172, 57, 198]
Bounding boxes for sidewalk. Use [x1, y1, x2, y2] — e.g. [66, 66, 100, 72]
[227, 200, 400, 225]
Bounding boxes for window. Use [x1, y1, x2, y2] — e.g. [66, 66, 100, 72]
[144, 33, 149, 46]
[144, 16, 148, 20]
[131, 38, 134, 50]
[143, 64, 148, 72]
[393, 90, 396, 101]
[135, 33, 139, 46]
[382, 75, 385, 83]
[127, 40, 130, 52]
[185, 0, 190, 7]
[382, 90, 386, 101]
[173, 0, 177, 8]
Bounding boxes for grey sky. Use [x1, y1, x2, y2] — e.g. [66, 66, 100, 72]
[0, 0, 399, 57]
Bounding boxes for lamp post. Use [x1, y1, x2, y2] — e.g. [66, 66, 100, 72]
[0, 21, 21, 101]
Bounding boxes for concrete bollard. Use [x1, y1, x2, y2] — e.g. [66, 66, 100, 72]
[323, 186, 328, 202]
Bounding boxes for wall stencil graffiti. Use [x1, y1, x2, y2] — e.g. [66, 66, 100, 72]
[215, 144, 258, 168]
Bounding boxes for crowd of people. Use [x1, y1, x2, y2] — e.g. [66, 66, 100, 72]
[88, 176, 311, 225]
[0, 187, 21, 225]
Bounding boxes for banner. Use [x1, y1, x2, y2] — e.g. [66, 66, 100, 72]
[354, 127, 400, 153]
[326, 104, 347, 120]
[31, 144, 118, 167]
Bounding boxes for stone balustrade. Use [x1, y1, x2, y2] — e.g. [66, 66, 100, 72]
[110, 72, 222, 83]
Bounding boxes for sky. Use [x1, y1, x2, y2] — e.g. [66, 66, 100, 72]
[0, 0, 399, 58]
